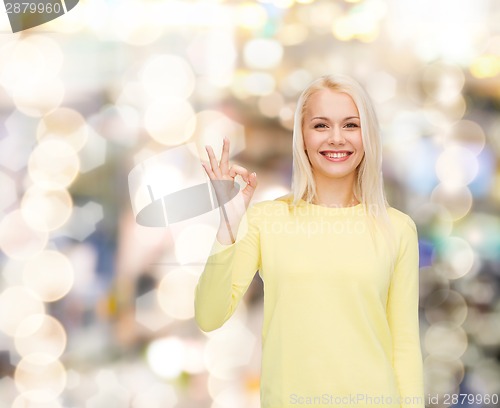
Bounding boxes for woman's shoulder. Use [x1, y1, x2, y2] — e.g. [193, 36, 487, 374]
[386, 206, 417, 233]
[247, 194, 295, 217]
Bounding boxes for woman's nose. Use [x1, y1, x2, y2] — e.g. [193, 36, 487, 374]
[328, 126, 345, 144]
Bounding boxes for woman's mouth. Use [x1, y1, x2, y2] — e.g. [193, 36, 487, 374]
[320, 151, 353, 162]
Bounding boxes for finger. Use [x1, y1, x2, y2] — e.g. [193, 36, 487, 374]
[201, 161, 216, 180]
[219, 137, 230, 175]
[228, 164, 249, 183]
[205, 145, 222, 178]
[241, 172, 258, 199]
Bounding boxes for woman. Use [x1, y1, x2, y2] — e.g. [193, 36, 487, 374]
[195, 74, 425, 408]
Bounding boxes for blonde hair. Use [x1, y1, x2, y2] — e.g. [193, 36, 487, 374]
[287, 74, 396, 258]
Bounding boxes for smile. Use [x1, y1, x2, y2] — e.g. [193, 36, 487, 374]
[320, 151, 353, 161]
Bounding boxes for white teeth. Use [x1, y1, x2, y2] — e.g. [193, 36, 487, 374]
[324, 152, 349, 158]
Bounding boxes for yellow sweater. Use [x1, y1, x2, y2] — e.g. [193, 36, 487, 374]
[195, 196, 425, 408]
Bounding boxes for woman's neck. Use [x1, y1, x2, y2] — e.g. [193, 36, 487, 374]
[312, 175, 359, 208]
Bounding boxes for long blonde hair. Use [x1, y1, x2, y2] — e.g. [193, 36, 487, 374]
[287, 74, 396, 258]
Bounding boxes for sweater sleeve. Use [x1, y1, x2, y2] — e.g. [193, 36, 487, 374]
[387, 215, 425, 408]
[194, 202, 262, 332]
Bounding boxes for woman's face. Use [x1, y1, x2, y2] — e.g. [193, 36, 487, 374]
[302, 89, 365, 183]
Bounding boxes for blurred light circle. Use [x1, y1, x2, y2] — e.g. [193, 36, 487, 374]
[412, 202, 453, 241]
[281, 69, 313, 96]
[204, 322, 256, 379]
[0, 210, 48, 260]
[89, 104, 141, 147]
[279, 103, 295, 130]
[366, 71, 397, 103]
[112, 0, 163, 46]
[26, 36, 64, 77]
[144, 98, 196, 146]
[15, 314, 67, 362]
[419, 108, 449, 129]
[424, 356, 464, 395]
[243, 39, 283, 69]
[419, 266, 450, 307]
[146, 336, 185, 379]
[21, 186, 73, 232]
[444, 120, 486, 155]
[230, 71, 251, 99]
[244, 72, 276, 96]
[272, 0, 294, 8]
[468, 359, 500, 394]
[78, 128, 107, 174]
[28, 140, 80, 188]
[0, 287, 45, 337]
[425, 323, 467, 361]
[22, 250, 74, 302]
[37, 108, 88, 152]
[175, 224, 217, 265]
[470, 54, 500, 79]
[276, 23, 309, 46]
[235, 2, 268, 30]
[116, 81, 146, 111]
[332, 15, 355, 41]
[472, 312, 500, 347]
[13, 79, 65, 118]
[430, 184, 473, 221]
[0, 39, 44, 90]
[424, 95, 467, 123]
[12, 394, 63, 408]
[182, 339, 206, 374]
[437, 236, 475, 279]
[258, 92, 285, 118]
[435, 146, 478, 188]
[422, 63, 465, 102]
[464, 279, 496, 308]
[131, 383, 178, 408]
[424, 289, 468, 326]
[15, 356, 66, 403]
[457, 213, 500, 261]
[0, 170, 17, 212]
[188, 110, 246, 160]
[157, 268, 198, 320]
[0, 36, 62, 92]
[140, 55, 195, 100]
[211, 387, 248, 408]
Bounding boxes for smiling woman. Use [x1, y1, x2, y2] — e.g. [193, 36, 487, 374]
[195, 74, 425, 408]
[302, 89, 365, 207]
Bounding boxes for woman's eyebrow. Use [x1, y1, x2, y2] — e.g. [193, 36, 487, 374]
[310, 116, 360, 121]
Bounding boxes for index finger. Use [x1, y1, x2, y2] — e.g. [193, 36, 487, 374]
[219, 137, 230, 174]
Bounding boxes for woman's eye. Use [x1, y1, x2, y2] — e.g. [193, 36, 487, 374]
[314, 123, 327, 129]
[344, 123, 359, 128]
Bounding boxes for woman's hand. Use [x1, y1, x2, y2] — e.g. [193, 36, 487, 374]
[201, 137, 258, 244]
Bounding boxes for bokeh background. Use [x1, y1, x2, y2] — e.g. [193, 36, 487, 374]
[0, 0, 499, 407]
